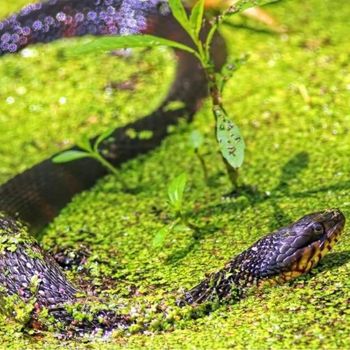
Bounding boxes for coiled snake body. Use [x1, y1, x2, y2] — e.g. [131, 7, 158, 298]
[0, 0, 346, 337]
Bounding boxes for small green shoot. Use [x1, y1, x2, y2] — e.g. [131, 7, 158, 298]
[168, 172, 188, 215]
[53, 128, 126, 186]
[153, 172, 199, 248]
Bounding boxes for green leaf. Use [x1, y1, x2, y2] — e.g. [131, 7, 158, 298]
[68, 35, 196, 57]
[215, 106, 245, 168]
[152, 226, 169, 248]
[168, 172, 188, 212]
[189, 130, 204, 150]
[168, 0, 190, 32]
[190, 0, 205, 37]
[95, 127, 115, 150]
[52, 150, 91, 163]
[152, 218, 181, 248]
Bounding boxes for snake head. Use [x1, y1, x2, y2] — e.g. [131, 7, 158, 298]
[179, 209, 346, 306]
[256, 209, 346, 284]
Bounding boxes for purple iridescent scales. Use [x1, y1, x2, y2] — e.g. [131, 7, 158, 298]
[0, 0, 165, 55]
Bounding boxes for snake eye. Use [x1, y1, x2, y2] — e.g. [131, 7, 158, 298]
[312, 223, 324, 235]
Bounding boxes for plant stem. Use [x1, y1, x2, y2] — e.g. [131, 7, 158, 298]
[178, 212, 201, 237]
[201, 54, 240, 188]
[224, 158, 239, 188]
[195, 149, 209, 184]
[94, 153, 118, 176]
[191, 13, 241, 189]
[93, 153, 128, 188]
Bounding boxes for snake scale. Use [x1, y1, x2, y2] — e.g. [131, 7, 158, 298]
[0, 0, 346, 338]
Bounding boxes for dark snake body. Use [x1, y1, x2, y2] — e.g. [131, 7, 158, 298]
[0, 0, 346, 337]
